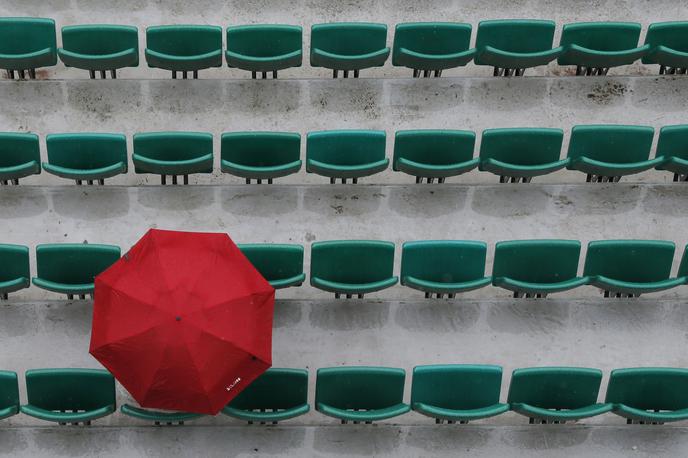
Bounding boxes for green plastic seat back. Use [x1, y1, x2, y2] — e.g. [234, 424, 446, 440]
[411, 365, 502, 410]
[476, 20, 556, 53]
[221, 132, 300, 167]
[311, 23, 387, 56]
[134, 132, 213, 162]
[36, 244, 121, 285]
[493, 240, 582, 283]
[62, 25, 138, 55]
[583, 240, 675, 282]
[393, 23, 472, 57]
[307, 130, 386, 166]
[507, 367, 603, 409]
[479, 128, 564, 166]
[311, 240, 395, 284]
[644, 22, 688, 53]
[0, 371, 19, 411]
[238, 244, 304, 283]
[567, 125, 654, 163]
[46, 133, 127, 170]
[605, 368, 688, 411]
[677, 246, 688, 277]
[657, 125, 688, 161]
[0, 244, 30, 285]
[393, 130, 476, 167]
[316, 366, 405, 410]
[401, 241, 487, 284]
[25, 369, 115, 412]
[227, 25, 302, 57]
[228, 368, 308, 411]
[0, 132, 40, 168]
[0, 17, 56, 57]
[560, 22, 641, 52]
[146, 25, 222, 56]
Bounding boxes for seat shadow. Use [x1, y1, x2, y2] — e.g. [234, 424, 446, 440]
[136, 186, 215, 212]
[226, 80, 303, 114]
[0, 188, 49, 218]
[501, 426, 592, 450]
[147, 80, 226, 115]
[51, 187, 130, 221]
[552, 185, 642, 216]
[302, 186, 383, 217]
[313, 425, 401, 456]
[388, 79, 466, 116]
[630, 77, 688, 113]
[467, 77, 549, 112]
[388, 186, 467, 218]
[485, 299, 571, 334]
[395, 301, 480, 333]
[273, 299, 303, 329]
[309, 79, 384, 120]
[308, 300, 390, 331]
[65, 80, 143, 123]
[404, 425, 491, 452]
[641, 185, 688, 217]
[471, 186, 549, 218]
[220, 186, 298, 217]
[549, 78, 629, 109]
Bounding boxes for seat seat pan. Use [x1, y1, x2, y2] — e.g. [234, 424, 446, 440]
[221, 159, 302, 180]
[121, 404, 204, 422]
[655, 155, 688, 174]
[0, 405, 18, 420]
[145, 48, 222, 71]
[510, 402, 613, 421]
[612, 404, 688, 423]
[311, 47, 390, 70]
[32, 277, 94, 295]
[58, 47, 138, 71]
[568, 156, 664, 176]
[413, 402, 509, 421]
[307, 158, 389, 179]
[0, 47, 56, 70]
[133, 153, 213, 175]
[589, 275, 685, 294]
[0, 277, 30, 295]
[21, 404, 115, 423]
[226, 49, 302, 72]
[493, 276, 589, 294]
[395, 47, 476, 70]
[558, 44, 650, 68]
[311, 276, 398, 294]
[479, 157, 570, 177]
[403, 275, 491, 294]
[43, 162, 127, 181]
[317, 402, 410, 421]
[475, 45, 564, 68]
[0, 161, 41, 181]
[395, 157, 479, 178]
[643, 45, 688, 68]
[268, 273, 306, 289]
[222, 404, 310, 422]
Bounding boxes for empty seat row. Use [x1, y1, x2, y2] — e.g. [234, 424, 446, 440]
[4, 126, 688, 186]
[4, 240, 688, 300]
[2, 19, 688, 79]
[2, 366, 687, 425]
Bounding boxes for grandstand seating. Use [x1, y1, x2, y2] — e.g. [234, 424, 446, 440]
[221, 132, 302, 184]
[655, 125, 688, 181]
[58, 25, 138, 78]
[0, 132, 41, 185]
[226, 25, 302, 79]
[44, 133, 128, 184]
[120, 404, 204, 425]
[310, 23, 389, 78]
[0, 371, 19, 420]
[238, 244, 305, 289]
[0, 17, 56, 79]
[145, 25, 223, 79]
[642, 22, 688, 74]
[0, 244, 30, 300]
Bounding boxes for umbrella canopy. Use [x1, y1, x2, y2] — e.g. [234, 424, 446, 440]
[89, 229, 274, 415]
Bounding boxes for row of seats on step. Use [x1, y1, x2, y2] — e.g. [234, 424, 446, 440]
[1, 365, 687, 425]
[3, 240, 688, 300]
[2, 19, 688, 79]
[4, 125, 688, 186]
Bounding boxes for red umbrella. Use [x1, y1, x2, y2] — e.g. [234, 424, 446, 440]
[89, 229, 274, 415]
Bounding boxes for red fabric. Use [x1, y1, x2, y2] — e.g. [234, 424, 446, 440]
[89, 229, 274, 415]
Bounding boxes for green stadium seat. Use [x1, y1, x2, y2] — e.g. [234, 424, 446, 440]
[58, 25, 138, 78]
[238, 244, 305, 289]
[392, 23, 476, 77]
[221, 132, 301, 183]
[120, 404, 204, 425]
[507, 367, 611, 424]
[0, 371, 19, 420]
[393, 130, 478, 183]
[492, 240, 588, 298]
[411, 365, 508, 423]
[44, 133, 127, 185]
[0, 244, 30, 300]
[310, 240, 398, 298]
[474, 20, 563, 76]
[642, 22, 688, 75]
[145, 25, 222, 78]
[655, 125, 688, 181]
[583, 240, 683, 297]
[32, 243, 121, 299]
[223, 368, 309, 424]
[558, 22, 649, 75]
[315, 366, 410, 423]
[133, 131, 214, 185]
[21, 368, 116, 425]
[605, 368, 688, 424]
[306, 130, 388, 183]
[226, 25, 302, 78]
[0, 133, 41, 185]
[400, 241, 491, 298]
[0, 17, 56, 79]
[310, 23, 389, 78]
[478, 128, 566, 183]
[567, 125, 660, 182]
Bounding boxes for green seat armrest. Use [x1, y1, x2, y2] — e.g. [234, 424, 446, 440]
[0, 405, 18, 420]
[590, 275, 686, 294]
[645, 45, 688, 69]
[311, 47, 390, 70]
[560, 44, 650, 68]
[58, 48, 138, 71]
[220, 159, 302, 180]
[133, 153, 213, 175]
[568, 156, 664, 176]
[0, 160, 41, 181]
[493, 276, 589, 294]
[42, 162, 127, 181]
[226, 49, 302, 72]
[395, 157, 479, 178]
[402, 275, 491, 294]
[120, 404, 204, 422]
[307, 158, 389, 179]
[612, 404, 688, 423]
[0, 277, 30, 295]
[316, 402, 410, 421]
[311, 276, 398, 294]
[396, 47, 476, 70]
[477, 45, 563, 69]
[269, 273, 306, 289]
[222, 404, 310, 422]
[0, 47, 55, 69]
[145, 48, 222, 71]
[655, 155, 688, 174]
[479, 157, 570, 177]
[412, 402, 509, 421]
[511, 402, 612, 421]
[32, 277, 94, 295]
[21, 404, 115, 423]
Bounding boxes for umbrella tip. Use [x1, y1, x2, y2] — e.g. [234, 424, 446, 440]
[176, 316, 181, 321]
